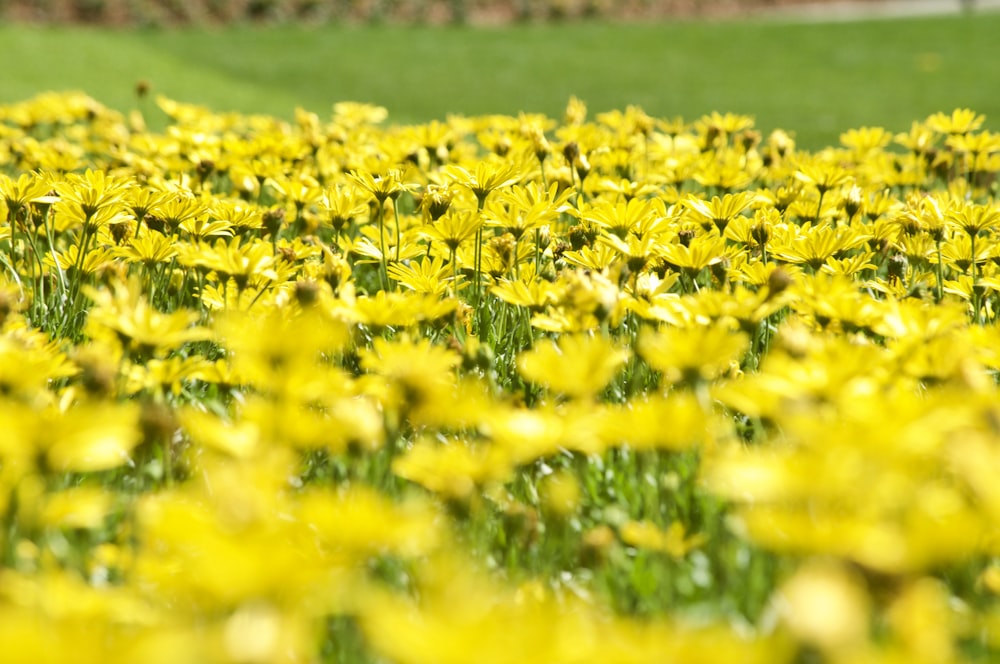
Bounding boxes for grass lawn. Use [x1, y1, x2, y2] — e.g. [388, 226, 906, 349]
[1, 13, 999, 149]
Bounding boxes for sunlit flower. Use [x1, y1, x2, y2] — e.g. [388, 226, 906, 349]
[619, 520, 706, 558]
[53, 169, 133, 230]
[638, 322, 749, 386]
[392, 436, 512, 501]
[84, 279, 210, 356]
[775, 560, 871, 654]
[442, 159, 522, 205]
[349, 168, 414, 204]
[517, 332, 629, 400]
[682, 191, 754, 233]
[926, 108, 985, 135]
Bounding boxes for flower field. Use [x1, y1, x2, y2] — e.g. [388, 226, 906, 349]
[2, 90, 1000, 662]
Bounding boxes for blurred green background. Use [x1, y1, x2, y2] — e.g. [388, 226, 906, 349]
[1, 10, 998, 148]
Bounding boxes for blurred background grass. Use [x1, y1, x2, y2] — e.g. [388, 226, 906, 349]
[1, 11, 998, 148]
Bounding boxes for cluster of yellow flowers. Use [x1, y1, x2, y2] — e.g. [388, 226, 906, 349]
[2, 90, 1000, 662]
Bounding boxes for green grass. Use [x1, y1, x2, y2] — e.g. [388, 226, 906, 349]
[1, 12, 999, 148]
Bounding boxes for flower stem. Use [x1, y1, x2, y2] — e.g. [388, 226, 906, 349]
[971, 231, 981, 324]
[376, 201, 389, 292]
[934, 239, 944, 303]
[392, 197, 402, 264]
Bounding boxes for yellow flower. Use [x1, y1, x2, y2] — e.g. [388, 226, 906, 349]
[517, 332, 629, 400]
[84, 279, 210, 356]
[319, 183, 369, 234]
[598, 232, 664, 274]
[594, 176, 663, 201]
[54, 168, 133, 226]
[416, 183, 455, 221]
[46, 241, 117, 278]
[43, 401, 142, 472]
[538, 469, 581, 517]
[794, 157, 852, 194]
[419, 209, 482, 254]
[351, 290, 458, 328]
[0, 172, 56, 223]
[154, 193, 205, 233]
[599, 392, 717, 451]
[564, 95, 587, 125]
[704, 386, 991, 574]
[179, 236, 278, 292]
[484, 403, 575, 463]
[581, 196, 666, 238]
[681, 191, 754, 233]
[115, 229, 178, 267]
[123, 355, 212, 396]
[887, 578, 955, 662]
[775, 560, 871, 653]
[926, 107, 985, 135]
[333, 101, 388, 126]
[210, 198, 264, 233]
[298, 485, 443, 559]
[770, 223, 871, 272]
[264, 172, 323, 212]
[348, 168, 413, 204]
[392, 436, 512, 501]
[125, 187, 168, 227]
[695, 110, 755, 139]
[215, 307, 351, 399]
[895, 119, 938, 154]
[179, 407, 261, 459]
[359, 552, 788, 664]
[619, 520, 706, 558]
[945, 128, 1000, 156]
[638, 322, 749, 386]
[483, 194, 562, 242]
[659, 233, 727, 276]
[40, 486, 114, 530]
[840, 125, 891, 156]
[387, 255, 461, 295]
[442, 158, 522, 205]
[359, 335, 461, 417]
[134, 461, 362, 611]
[220, 603, 315, 664]
[0, 334, 76, 403]
[946, 200, 1000, 238]
[491, 277, 560, 312]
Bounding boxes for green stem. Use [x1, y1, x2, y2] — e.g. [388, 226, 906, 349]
[12, 210, 48, 321]
[376, 201, 389, 292]
[473, 225, 483, 305]
[971, 231, 981, 324]
[66, 223, 96, 323]
[392, 197, 401, 264]
[473, 194, 488, 334]
[246, 284, 270, 310]
[533, 228, 542, 277]
[935, 239, 944, 303]
[43, 205, 68, 298]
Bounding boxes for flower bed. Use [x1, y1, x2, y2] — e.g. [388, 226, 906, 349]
[1, 91, 999, 662]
